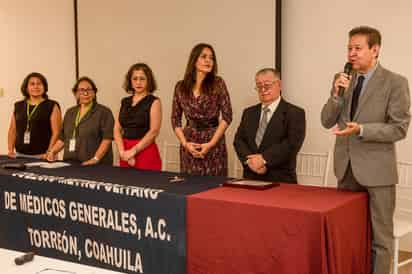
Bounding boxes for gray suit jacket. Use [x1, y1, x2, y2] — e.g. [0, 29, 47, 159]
[321, 64, 410, 186]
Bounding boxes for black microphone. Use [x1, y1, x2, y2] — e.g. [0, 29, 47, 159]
[338, 62, 353, 97]
[14, 251, 35, 265]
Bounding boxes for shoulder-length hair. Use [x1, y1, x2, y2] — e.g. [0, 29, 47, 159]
[72, 76, 98, 94]
[123, 63, 157, 94]
[181, 43, 218, 96]
[72, 76, 98, 104]
[20, 72, 49, 99]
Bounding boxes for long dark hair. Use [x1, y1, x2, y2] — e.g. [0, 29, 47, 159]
[181, 43, 218, 96]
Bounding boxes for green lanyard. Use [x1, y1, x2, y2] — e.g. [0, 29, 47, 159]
[26, 101, 41, 131]
[72, 103, 93, 138]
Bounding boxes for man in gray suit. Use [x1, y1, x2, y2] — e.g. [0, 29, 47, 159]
[321, 26, 410, 274]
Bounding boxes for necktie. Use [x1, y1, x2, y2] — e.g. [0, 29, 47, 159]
[350, 75, 365, 121]
[255, 107, 270, 146]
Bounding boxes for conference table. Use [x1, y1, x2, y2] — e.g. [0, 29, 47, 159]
[0, 157, 370, 274]
[187, 183, 371, 274]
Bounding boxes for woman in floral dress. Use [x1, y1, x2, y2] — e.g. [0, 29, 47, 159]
[171, 43, 232, 176]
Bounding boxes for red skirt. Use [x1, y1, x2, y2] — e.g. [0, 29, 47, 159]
[119, 139, 162, 171]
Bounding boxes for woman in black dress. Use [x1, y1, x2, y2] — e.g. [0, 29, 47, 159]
[7, 72, 61, 158]
[114, 63, 162, 170]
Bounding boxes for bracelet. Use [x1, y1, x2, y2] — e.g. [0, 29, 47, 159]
[92, 156, 99, 162]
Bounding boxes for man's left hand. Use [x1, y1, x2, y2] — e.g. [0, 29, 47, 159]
[255, 165, 267, 174]
[333, 122, 361, 136]
[247, 154, 266, 173]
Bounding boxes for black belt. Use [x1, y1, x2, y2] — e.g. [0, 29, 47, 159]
[122, 127, 146, 139]
[186, 118, 219, 130]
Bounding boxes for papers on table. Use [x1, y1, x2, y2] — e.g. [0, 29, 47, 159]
[15, 153, 43, 159]
[24, 162, 71, 169]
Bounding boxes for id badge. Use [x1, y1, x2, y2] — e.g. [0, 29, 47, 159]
[24, 131, 31, 144]
[69, 138, 76, 152]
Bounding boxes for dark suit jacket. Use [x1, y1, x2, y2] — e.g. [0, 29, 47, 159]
[234, 98, 306, 183]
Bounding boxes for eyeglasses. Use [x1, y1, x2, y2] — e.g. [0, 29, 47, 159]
[76, 88, 95, 95]
[254, 81, 277, 92]
[132, 76, 147, 81]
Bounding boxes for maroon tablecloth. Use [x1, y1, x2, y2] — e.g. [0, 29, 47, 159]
[187, 183, 371, 274]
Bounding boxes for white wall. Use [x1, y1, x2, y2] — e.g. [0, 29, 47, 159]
[1, 1, 276, 173]
[0, 0, 76, 153]
[283, 0, 412, 251]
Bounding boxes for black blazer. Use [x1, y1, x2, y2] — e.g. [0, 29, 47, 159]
[233, 98, 306, 183]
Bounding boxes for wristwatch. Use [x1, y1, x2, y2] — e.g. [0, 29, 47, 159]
[92, 156, 99, 162]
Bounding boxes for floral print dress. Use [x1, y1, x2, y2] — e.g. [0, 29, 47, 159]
[171, 77, 232, 176]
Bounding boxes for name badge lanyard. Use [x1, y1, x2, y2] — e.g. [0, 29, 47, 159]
[69, 104, 92, 152]
[24, 102, 40, 144]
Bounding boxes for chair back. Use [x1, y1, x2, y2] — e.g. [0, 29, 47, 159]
[297, 150, 332, 187]
[162, 141, 180, 172]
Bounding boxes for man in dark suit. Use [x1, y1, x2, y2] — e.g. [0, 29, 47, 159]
[233, 68, 306, 183]
[321, 26, 410, 274]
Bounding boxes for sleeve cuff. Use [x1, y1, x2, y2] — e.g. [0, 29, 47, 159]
[331, 96, 344, 107]
[358, 124, 364, 138]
